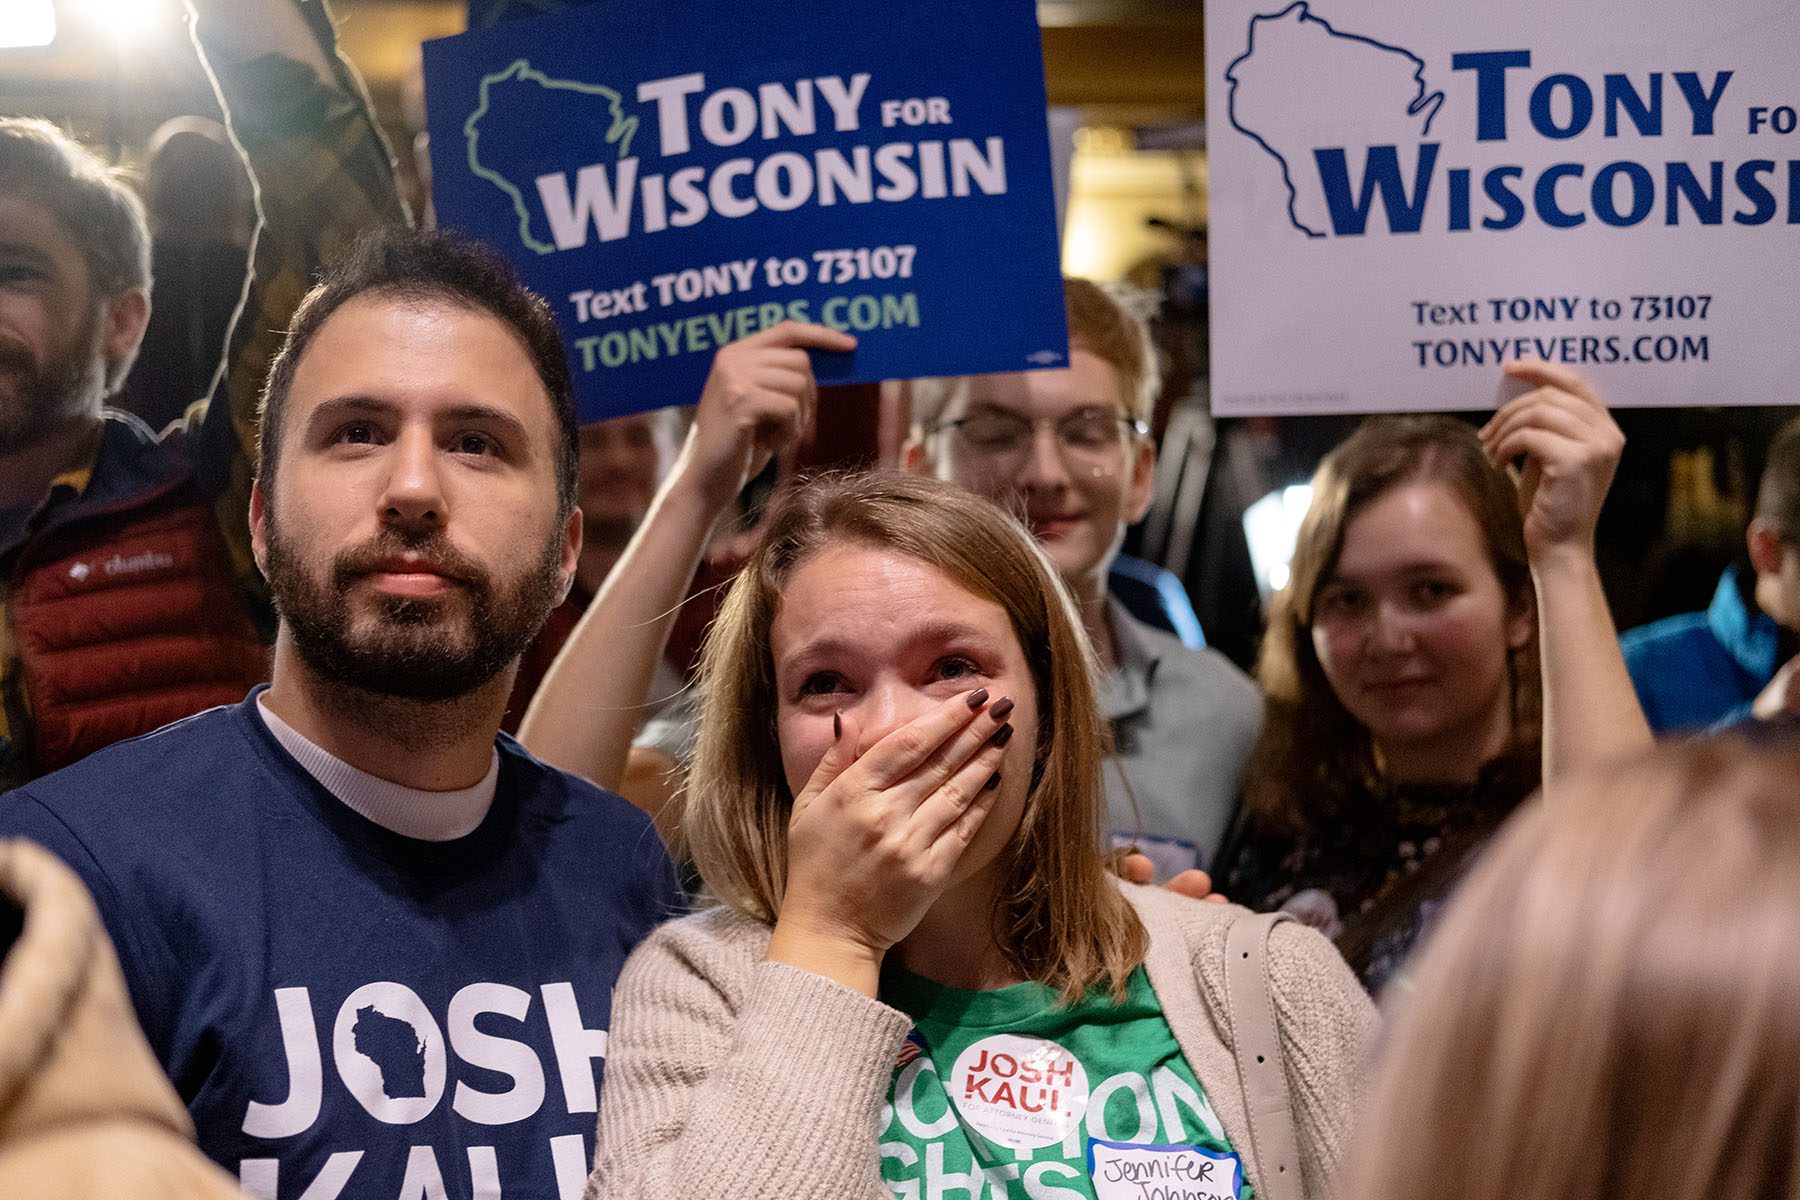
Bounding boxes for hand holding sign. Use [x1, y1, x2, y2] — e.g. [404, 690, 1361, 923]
[517, 323, 843, 794]
[1482, 359, 1651, 786]
[1480, 359, 1625, 565]
[668, 321, 856, 514]
[766, 693, 1013, 997]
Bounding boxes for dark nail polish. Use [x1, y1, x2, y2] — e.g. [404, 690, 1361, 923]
[989, 697, 1015, 722]
[984, 771, 1002, 790]
[833, 711, 842, 740]
[990, 723, 1014, 748]
[966, 688, 989, 710]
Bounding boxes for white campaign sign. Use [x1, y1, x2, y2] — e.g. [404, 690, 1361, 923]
[1203, 0, 1800, 413]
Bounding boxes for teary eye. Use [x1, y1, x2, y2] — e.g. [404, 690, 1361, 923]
[935, 655, 983, 681]
[798, 671, 847, 697]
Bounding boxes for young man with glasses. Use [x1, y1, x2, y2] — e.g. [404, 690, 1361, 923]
[904, 279, 1260, 878]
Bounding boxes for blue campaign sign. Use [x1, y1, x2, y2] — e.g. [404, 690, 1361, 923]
[423, 0, 1068, 420]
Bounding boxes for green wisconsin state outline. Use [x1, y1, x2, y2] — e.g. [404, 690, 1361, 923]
[464, 59, 640, 255]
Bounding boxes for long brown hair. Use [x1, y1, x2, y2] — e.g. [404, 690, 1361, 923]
[1246, 415, 1540, 831]
[1341, 739, 1800, 1200]
[683, 470, 1147, 1002]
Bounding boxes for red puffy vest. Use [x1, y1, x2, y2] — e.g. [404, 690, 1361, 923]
[9, 493, 271, 778]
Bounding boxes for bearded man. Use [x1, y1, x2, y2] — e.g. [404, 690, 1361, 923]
[0, 228, 681, 1196]
[0, 0, 402, 789]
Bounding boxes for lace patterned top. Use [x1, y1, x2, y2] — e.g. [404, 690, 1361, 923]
[1220, 752, 1539, 994]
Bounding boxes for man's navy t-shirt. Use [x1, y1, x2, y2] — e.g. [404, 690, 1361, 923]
[0, 690, 682, 1199]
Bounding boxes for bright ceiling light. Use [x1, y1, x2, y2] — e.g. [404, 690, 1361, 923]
[0, 0, 57, 49]
[65, 0, 170, 45]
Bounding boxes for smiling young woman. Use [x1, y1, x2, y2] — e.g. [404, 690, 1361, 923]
[1221, 414, 1540, 992]
[1219, 360, 1637, 993]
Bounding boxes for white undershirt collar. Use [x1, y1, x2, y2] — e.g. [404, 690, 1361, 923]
[256, 696, 499, 842]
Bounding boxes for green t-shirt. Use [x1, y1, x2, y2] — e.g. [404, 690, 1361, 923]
[877, 965, 1250, 1200]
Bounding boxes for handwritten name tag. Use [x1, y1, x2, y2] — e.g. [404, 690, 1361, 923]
[1088, 1139, 1242, 1200]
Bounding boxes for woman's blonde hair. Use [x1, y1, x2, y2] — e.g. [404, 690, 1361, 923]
[1246, 415, 1540, 830]
[1342, 738, 1800, 1200]
[684, 470, 1147, 1002]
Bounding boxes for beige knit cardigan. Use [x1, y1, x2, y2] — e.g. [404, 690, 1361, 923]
[0, 839, 245, 1200]
[588, 882, 1377, 1200]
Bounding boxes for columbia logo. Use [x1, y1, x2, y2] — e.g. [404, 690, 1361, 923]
[104, 550, 174, 577]
[65, 551, 175, 584]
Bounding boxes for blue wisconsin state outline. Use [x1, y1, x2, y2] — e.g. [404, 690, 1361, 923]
[1225, 2, 1444, 239]
[463, 58, 640, 255]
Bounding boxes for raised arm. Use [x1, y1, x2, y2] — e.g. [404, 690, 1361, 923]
[182, 0, 407, 580]
[186, 0, 335, 83]
[1480, 359, 1652, 792]
[518, 322, 855, 790]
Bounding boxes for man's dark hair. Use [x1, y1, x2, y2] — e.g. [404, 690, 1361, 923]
[258, 226, 579, 518]
[1758, 417, 1800, 546]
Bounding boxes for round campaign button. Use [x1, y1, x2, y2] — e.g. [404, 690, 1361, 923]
[948, 1033, 1090, 1149]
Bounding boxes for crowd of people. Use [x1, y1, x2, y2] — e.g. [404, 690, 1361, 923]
[2, 3, 1798, 1199]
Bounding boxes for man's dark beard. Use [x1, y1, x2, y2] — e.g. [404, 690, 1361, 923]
[0, 308, 106, 448]
[263, 516, 564, 703]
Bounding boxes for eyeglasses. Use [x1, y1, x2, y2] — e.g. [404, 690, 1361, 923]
[932, 408, 1148, 463]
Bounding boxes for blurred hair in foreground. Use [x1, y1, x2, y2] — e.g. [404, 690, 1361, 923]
[1342, 737, 1800, 1200]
